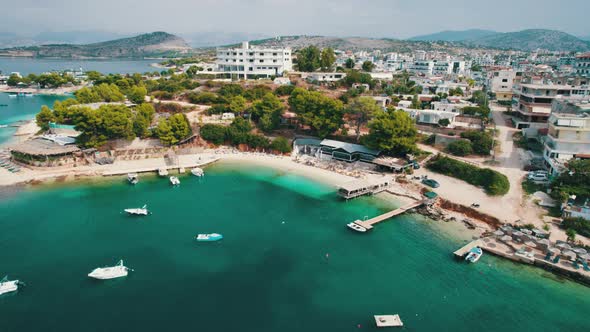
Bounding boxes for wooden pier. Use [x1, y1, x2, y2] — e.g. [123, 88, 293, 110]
[353, 199, 427, 231]
[453, 239, 483, 257]
[102, 158, 219, 176]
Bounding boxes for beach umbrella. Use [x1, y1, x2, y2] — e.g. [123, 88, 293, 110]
[537, 239, 551, 247]
[500, 235, 512, 242]
[521, 229, 533, 235]
[493, 230, 504, 236]
[512, 231, 524, 237]
[578, 253, 590, 261]
[562, 250, 577, 261]
[556, 242, 572, 250]
[548, 247, 561, 255]
[524, 241, 537, 248]
[573, 248, 588, 255]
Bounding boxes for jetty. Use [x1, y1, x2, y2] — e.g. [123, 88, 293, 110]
[350, 199, 427, 231]
[337, 177, 392, 200]
[102, 157, 219, 176]
[453, 239, 483, 257]
[374, 314, 403, 327]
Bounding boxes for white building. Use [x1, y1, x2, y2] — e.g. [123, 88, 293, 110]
[398, 107, 458, 127]
[488, 69, 517, 101]
[432, 61, 453, 75]
[575, 53, 590, 78]
[410, 61, 434, 75]
[302, 72, 346, 82]
[431, 100, 477, 113]
[216, 41, 293, 78]
[543, 98, 590, 175]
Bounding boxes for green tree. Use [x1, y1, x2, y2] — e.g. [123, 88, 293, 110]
[168, 113, 192, 142]
[128, 85, 147, 104]
[288, 88, 344, 138]
[132, 103, 155, 138]
[438, 118, 450, 127]
[566, 228, 577, 242]
[200, 124, 227, 145]
[362, 61, 375, 72]
[447, 140, 473, 156]
[551, 159, 590, 201]
[228, 95, 247, 114]
[7, 74, 22, 87]
[251, 93, 284, 132]
[219, 84, 245, 98]
[362, 109, 418, 156]
[36, 106, 55, 131]
[410, 94, 422, 109]
[460, 130, 493, 155]
[296, 46, 321, 72]
[345, 58, 355, 69]
[274, 85, 295, 96]
[320, 48, 336, 71]
[347, 96, 381, 142]
[270, 137, 292, 153]
[156, 118, 176, 145]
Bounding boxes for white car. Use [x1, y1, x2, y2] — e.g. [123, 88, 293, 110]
[527, 173, 549, 182]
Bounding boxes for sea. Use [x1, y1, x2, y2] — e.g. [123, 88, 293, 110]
[0, 164, 589, 332]
[0, 58, 156, 75]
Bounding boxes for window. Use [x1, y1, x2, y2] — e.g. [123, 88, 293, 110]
[273, 53, 277, 56]
[259, 53, 264, 56]
[260, 60, 264, 63]
[248, 67, 253, 71]
[502, 79, 508, 82]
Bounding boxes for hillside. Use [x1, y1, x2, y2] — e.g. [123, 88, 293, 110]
[409, 29, 497, 42]
[464, 29, 590, 51]
[0, 32, 192, 58]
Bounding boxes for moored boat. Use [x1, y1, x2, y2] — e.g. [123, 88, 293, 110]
[0, 276, 21, 295]
[195, 233, 223, 242]
[127, 173, 139, 185]
[124, 204, 149, 216]
[158, 168, 168, 177]
[88, 260, 132, 280]
[347, 222, 367, 233]
[169, 176, 180, 186]
[465, 246, 483, 263]
[191, 167, 204, 177]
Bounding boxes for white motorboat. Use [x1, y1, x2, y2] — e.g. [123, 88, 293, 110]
[0, 276, 20, 295]
[124, 204, 149, 216]
[158, 168, 168, 177]
[191, 168, 204, 177]
[169, 176, 180, 186]
[347, 222, 368, 233]
[127, 173, 139, 185]
[196, 233, 223, 242]
[88, 260, 132, 280]
[0, 125, 8, 129]
[465, 247, 483, 263]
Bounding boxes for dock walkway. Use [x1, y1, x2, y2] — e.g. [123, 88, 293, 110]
[353, 199, 427, 231]
[102, 157, 219, 176]
[453, 239, 483, 257]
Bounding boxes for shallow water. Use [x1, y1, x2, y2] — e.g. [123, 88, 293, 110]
[0, 164, 589, 331]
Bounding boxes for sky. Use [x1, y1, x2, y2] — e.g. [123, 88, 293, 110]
[3, 0, 590, 38]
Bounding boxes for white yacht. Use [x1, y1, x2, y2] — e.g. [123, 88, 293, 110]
[88, 260, 132, 280]
[158, 168, 168, 177]
[0, 276, 20, 295]
[347, 222, 368, 233]
[169, 176, 180, 186]
[191, 168, 204, 177]
[124, 204, 149, 216]
[465, 247, 483, 263]
[127, 173, 139, 185]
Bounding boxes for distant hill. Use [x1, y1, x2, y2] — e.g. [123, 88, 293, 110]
[579, 35, 590, 42]
[409, 29, 497, 42]
[0, 32, 192, 58]
[464, 29, 590, 51]
[33, 31, 129, 45]
[181, 31, 269, 47]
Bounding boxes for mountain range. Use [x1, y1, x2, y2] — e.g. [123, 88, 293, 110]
[0, 32, 191, 58]
[408, 29, 590, 51]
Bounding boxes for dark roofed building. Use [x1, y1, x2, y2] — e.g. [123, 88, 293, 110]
[319, 139, 380, 162]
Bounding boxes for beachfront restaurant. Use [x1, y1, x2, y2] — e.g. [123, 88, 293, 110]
[318, 139, 381, 162]
[10, 136, 80, 166]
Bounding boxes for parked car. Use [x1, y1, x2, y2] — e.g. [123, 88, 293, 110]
[527, 173, 549, 182]
[412, 161, 421, 170]
[422, 178, 440, 188]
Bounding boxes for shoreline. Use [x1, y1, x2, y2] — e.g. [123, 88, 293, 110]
[0, 86, 78, 96]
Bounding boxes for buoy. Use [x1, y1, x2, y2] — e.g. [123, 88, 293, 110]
[357, 324, 362, 328]
[325, 253, 330, 259]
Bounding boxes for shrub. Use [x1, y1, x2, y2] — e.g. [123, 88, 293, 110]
[275, 85, 295, 96]
[200, 124, 227, 145]
[447, 140, 473, 156]
[270, 137, 292, 153]
[427, 155, 510, 195]
[561, 218, 590, 238]
[460, 130, 493, 155]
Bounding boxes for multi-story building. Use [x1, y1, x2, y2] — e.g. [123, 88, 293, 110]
[575, 53, 590, 78]
[513, 83, 590, 129]
[410, 60, 434, 75]
[432, 61, 453, 75]
[543, 98, 590, 175]
[216, 41, 292, 78]
[488, 69, 517, 101]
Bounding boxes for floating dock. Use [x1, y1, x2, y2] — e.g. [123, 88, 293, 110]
[374, 314, 403, 327]
[453, 239, 483, 257]
[352, 199, 427, 231]
[102, 158, 219, 176]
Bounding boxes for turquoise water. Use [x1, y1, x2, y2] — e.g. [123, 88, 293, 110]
[0, 164, 589, 331]
[0, 58, 155, 75]
[0, 93, 68, 145]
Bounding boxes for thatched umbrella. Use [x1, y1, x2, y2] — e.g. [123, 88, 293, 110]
[493, 230, 504, 237]
[573, 248, 588, 255]
[562, 250, 577, 261]
[500, 235, 512, 242]
[556, 242, 572, 250]
[521, 229, 533, 235]
[512, 231, 525, 242]
[578, 253, 590, 262]
[538, 239, 551, 246]
[524, 241, 537, 248]
[548, 247, 561, 255]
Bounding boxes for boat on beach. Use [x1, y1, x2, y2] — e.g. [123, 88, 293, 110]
[169, 176, 180, 186]
[124, 204, 149, 216]
[191, 167, 204, 177]
[88, 260, 132, 280]
[0, 276, 21, 295]
[465, 247, 483, 263]
[127, 173, 139, 185]
[347, 222, 368, 233]
[158, 168, 168, 177]
[195, 233, 223, 242]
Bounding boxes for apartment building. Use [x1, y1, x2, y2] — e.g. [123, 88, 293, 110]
[543, 98, 590, 175]
[488, 69, 517, 101]
[216, 41, 292, 78]
[575, 53, 590, 78]
[410, 60, 434, 75]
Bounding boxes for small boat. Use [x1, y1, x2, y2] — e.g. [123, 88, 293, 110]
[465, 246, 483, 263]
[158, 168, 168, 177]
[124, 204, 149, 216]
[0, 276, 21, 295]
[196, 233, 223, 242]
[169, 176, 180, 186]
[346, 222, 368, 233]
[8, 93, 17, 98]
[127, 173, 139, 185]
[0, 125, 8, 128]
[191, 167, 204, 177]
[88, 260, 132, 280]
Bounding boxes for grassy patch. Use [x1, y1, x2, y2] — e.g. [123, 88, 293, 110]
[522, 179, 545, 195]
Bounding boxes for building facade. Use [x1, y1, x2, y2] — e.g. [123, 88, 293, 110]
[543, 98, 590, 175]
[488, 69, 517, 101]
[575, 53, 590, 78]
[216, 41, 293, 78]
